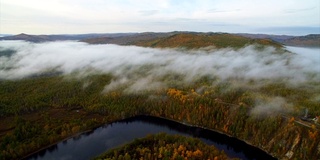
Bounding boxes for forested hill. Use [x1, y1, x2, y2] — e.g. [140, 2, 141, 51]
[2, 32, 319, 48]
[1, 32, 283, 49]
[282, 34, 320, 47]
[132, 33, 283, 49]
[0, 33, 135, 42]
[0, 34, 319, 159]
[82, 32, 283, 49]
[238, 33, 320, 48]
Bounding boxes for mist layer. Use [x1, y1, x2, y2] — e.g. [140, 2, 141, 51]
[0, 41, 319, 86]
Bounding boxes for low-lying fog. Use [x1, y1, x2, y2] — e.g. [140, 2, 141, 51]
[1, 41, 319, 116]
[0, 41, 318, 84]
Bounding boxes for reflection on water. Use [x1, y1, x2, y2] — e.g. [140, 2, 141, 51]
[26, 116, 276, 160]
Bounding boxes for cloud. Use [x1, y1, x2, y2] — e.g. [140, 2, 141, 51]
[255, 27, 320, 35]
[285, 46, 320, 74]
[1, 40, 319, 116]
[207, 8, 242, 13]
[0, 41, 319, 90]
[139, 10, 159, 16]
[250, 97, 293, 117]
[284, 7, 316, 14]
[2, 0, 319, 34]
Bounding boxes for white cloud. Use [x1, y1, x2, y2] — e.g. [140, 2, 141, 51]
[1, 0, 319, 34]
[250, 97, 293, 117]
[0, 41, 319, 84]
[0, 40, 319, 116]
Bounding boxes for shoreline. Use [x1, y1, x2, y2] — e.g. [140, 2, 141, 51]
[21, 129, 93, 160]
[146, 115, 278, 159]
[22, 114, 277, 160]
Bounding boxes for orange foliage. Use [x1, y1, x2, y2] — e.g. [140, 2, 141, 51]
[289, 117, 295, 123]
[223, 125, 228, 132]
[186, 150, 193, 157]
[110, 91, 121, 98]
[193, 149, 203, 157]
[167, 88, 200, 104]
[167, 88, 188, 103]
[308, 130, 318, 140]
[177, 145, 186, 152]
[60, 130, 67, 137]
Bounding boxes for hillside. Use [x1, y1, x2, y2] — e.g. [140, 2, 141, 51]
[81, 32, 283, 49]
[0, 74, 319, 159]
[95, 133, 231, 160]
[133, 32, 283, 49]
[0, 32, 319, 159]
[0, 33, 135, 42]
[81, 32, 175, 45]
[0, 33, 52, 42]
[238, 33, 294, 42]
[239, 33, 320, 47]
[283, 34, 320, 47]
[5, 32, 320, 48]
[2, 32, 318, 48]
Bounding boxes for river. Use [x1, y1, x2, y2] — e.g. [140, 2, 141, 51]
[25, 116, 276, 160]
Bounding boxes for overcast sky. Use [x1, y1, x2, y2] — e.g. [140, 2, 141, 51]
[0, 0, 319, 35]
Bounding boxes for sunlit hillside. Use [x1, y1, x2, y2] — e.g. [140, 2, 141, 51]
[135, 33, 283, 49]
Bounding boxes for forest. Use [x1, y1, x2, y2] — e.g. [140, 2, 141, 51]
[94, 133, 232, 160]
[0, 72, 318, 159]
[0, 38, 319, 159]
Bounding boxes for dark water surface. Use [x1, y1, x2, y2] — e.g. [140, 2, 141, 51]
[26, 115, 276, 160]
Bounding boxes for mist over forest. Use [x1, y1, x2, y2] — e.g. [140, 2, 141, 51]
[1, 41, 319, 83]
[1, 41, 318, 117]
[0, 39, 319, 159]
[1, 0, 319, 159]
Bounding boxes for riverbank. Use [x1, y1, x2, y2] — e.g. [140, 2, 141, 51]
[1, 99, 318, 160]
[147, 115, 278, 159]
[21, 129, 93, 160]
[23, 114, 276, 160]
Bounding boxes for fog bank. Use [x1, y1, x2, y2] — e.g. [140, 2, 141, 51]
[1, 41, 319, 84]
[1, 41, 319, 116]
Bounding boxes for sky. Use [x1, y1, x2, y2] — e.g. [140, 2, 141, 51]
[0, 0, 319, 35]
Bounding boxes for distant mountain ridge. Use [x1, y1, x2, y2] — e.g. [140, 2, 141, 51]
[1, 32, 319, 48]
[237, 33, 295, 42]
[238, 33, 320, 47]
[0, 34, 12, 37]
[0, 33, 136, 42]
[81, 32, 175, 45]
[282, 34, 320, 47]
[130, 32, 282, 49]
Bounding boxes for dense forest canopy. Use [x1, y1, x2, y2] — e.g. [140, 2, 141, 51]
[0, 40, 319, 159]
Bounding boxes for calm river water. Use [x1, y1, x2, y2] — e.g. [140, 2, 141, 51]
[26, 115, 276, 160]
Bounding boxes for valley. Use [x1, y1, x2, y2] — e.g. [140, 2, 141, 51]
[0, 33, 319, 159]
